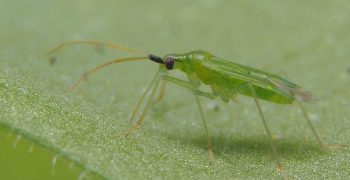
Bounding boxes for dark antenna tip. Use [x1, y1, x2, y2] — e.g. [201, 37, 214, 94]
[148, 54, 164, 64]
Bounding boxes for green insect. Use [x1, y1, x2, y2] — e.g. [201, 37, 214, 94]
[49, 40, 340, 179]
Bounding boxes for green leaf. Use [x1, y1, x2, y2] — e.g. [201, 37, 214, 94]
[1, 1, 350, 179]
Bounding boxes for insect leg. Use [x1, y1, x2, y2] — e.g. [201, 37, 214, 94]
[154, 70, 168, 102]
[248, 84, 289, 179]
[161, 74, 214, 161]
[275, 72, 342, 148]
[128, 67, 162, 125]
[161, 75, 215, 99]
[125, 69, 162, 137]
[193, 91, 214, 162]
[156, 80, 166, 101]
[296, 100, 324, 147]
[188, 76, 214, 162]
[296, 100, 346, 149]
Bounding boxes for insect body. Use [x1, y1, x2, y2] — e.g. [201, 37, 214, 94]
[159, 50, 312, 104]
[49, 40, 333, 179]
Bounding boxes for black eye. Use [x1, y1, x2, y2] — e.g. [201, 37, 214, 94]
[165, 57, 175, 70]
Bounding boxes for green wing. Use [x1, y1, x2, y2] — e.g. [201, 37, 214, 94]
[194, 55, 312, 104]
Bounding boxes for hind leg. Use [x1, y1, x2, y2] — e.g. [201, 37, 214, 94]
[296, 100, 346, 149]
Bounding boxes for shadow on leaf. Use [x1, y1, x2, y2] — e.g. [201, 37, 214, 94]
[163, 131, 328, 161]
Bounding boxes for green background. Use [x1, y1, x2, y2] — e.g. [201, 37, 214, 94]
[1, 0, 349, 179]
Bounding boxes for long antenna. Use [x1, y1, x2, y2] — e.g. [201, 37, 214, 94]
[68, 56, 147, 92]
[48, 40, 147, 55]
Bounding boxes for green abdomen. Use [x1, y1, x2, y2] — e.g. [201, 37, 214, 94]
[194, 61, 294, 104]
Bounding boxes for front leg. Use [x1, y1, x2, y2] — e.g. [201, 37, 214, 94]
[161, 75, 215, 99]
[161, 74, 215, 162]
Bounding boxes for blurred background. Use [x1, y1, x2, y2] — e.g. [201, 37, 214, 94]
[1, 0, 349, 179]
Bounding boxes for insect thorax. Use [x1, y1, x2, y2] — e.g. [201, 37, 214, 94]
[169, 50, 213, 74]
